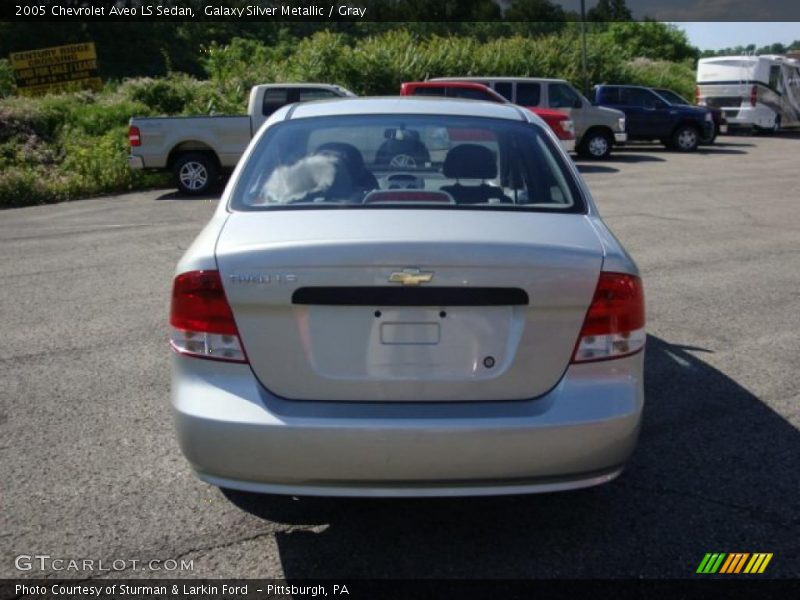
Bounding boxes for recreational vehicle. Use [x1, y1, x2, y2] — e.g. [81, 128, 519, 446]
[696, 55, 800, 131]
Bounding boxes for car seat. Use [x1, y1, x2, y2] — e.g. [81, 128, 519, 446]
[314, 142, 379, 199]
[440, 144, 509, 204]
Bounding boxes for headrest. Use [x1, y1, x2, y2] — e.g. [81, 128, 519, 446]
[442, 144, 497, 180]
[385, 128, 421, 142]
[315, 142, 366, 171]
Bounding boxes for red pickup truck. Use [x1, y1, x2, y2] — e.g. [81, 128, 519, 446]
[400, 81, 575, 153]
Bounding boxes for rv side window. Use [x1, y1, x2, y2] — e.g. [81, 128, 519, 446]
[769, 66, 782, 92]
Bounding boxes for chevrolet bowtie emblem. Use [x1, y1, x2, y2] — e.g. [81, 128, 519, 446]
[389, 268, 434, 286]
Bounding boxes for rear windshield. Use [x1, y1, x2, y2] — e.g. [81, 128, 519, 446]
[230, 114, 584, 213]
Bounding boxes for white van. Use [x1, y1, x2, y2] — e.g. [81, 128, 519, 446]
[696, 55, 800, 131]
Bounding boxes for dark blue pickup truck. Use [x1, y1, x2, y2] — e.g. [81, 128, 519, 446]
[594, 85, 714, 152]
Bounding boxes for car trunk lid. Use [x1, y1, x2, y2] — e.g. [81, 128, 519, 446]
[216, 209, 604, 401]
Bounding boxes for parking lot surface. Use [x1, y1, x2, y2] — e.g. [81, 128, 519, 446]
[1, 135, 798, 579]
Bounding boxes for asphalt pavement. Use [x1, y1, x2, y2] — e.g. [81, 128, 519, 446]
[1, 134, 798, 579]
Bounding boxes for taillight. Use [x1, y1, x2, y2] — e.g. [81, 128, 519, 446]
[170, 270, 247, 363]
[128, 125, 141, 147]
[750, 85, 758, 107]
[560, 118, 575, 139]
[571, 272, 645, 363]
[549, 116, 574, 140]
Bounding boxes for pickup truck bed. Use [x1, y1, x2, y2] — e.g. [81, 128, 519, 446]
[127, 115, 251, 171]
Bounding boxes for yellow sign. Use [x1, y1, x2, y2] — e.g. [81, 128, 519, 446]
[9, 43, 101, 95]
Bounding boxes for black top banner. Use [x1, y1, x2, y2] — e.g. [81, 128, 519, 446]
[2, 0, 800, 22]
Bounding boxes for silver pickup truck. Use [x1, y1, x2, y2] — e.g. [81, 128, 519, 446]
[128, 83, 355, 195]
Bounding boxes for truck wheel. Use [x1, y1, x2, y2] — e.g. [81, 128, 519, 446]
[577, 130, 613, 159]
[173, 153, 217, 196]
[671, 125, 699, 152]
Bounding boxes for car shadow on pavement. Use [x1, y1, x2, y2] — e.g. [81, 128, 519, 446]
[713, 140, 756, 148]
[223, 335, 800, 578]
[603, 152, 667, 163]
[575, 164, 620, 175]
[695, 147, 748, 155]
[156, 181, 225, 201]
[156, 191, 222, 201]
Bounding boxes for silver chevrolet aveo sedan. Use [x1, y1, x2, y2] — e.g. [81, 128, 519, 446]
[170, 97, 645, 497]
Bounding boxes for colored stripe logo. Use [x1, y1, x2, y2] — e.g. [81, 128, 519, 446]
[697, 553, 773, 574]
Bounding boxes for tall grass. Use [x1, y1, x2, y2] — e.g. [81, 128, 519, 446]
[0, 59, 14, 98]
[0, 89, 169, 207]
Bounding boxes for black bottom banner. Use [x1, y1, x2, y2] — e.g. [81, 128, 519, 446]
[3, 579, 800, 600]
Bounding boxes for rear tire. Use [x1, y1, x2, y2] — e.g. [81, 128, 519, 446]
[173, 153, 218, 196]
[671, 125, 700, 152]
[577, 129, 613, 159]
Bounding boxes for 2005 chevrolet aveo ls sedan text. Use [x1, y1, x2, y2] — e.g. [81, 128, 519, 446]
[170, 97, 645, 497]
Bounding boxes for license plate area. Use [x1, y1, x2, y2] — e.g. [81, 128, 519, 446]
[303, 305, 523, 381]
[380, 321, 440, 345]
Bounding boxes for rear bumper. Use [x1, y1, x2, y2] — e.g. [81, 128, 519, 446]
[172, 351, 644, 497]
[127, 155, 144, 170]
[200, 467, 625, 497]
[719, 105, 776, 129]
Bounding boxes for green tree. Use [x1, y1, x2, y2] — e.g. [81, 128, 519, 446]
[756, 42, 787, 55]
[505, 0, 566, 21]
[588, 0, 633, 22]
[602, 22, 698, 62]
